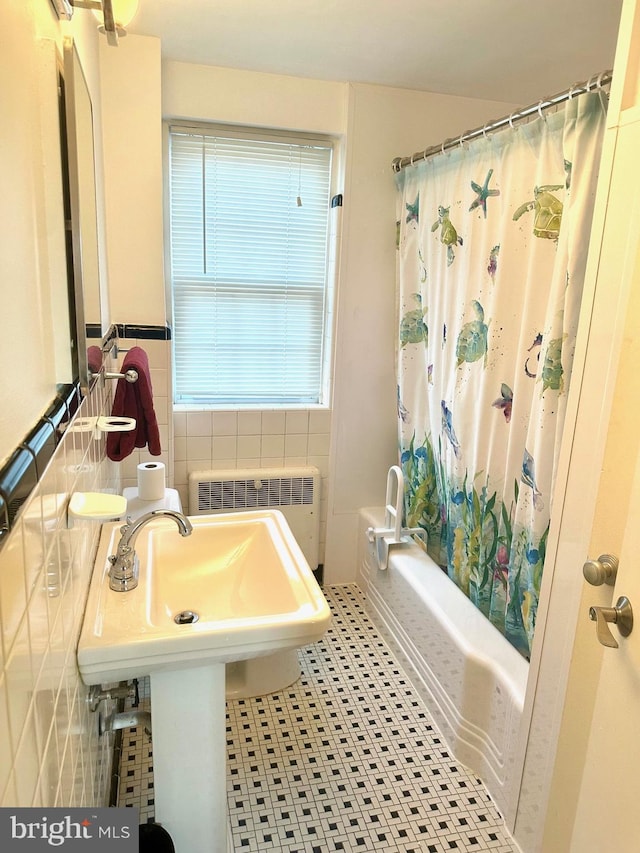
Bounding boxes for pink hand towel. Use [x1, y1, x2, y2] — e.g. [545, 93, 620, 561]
[106, 346, 162, 461]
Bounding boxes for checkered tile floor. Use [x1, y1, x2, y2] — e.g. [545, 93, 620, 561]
[118, 584, 517, 852]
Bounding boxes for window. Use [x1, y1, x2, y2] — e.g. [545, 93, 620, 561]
[167, 123, 335, 406]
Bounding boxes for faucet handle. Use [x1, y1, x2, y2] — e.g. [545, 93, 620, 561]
[118, 515, 135, 533]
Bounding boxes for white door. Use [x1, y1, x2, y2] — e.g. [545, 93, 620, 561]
[514, 2, 640, 849]
[571, 418, 640, 849]
[566, 0, 640, 843]
[568, 117, 640, 849]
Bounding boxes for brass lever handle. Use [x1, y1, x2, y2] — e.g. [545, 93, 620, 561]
[589, 596, 633, 648]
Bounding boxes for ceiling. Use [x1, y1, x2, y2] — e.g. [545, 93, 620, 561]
[126, 0, 624, 106]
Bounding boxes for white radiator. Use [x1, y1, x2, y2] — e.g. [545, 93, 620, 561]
[188, 466, 320, 569]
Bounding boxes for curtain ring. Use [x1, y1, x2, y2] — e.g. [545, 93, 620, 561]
[596, 70, 606, 89]
[537, 100, 546, 121]
[585, 75, 595, 92]
[410, 152, 416, 166]
[567, 83, 577, 100]
[458, 133, 465, 148]
[441, 139, 447, 156]
[508, 113, 516, 130]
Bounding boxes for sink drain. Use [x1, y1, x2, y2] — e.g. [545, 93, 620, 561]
[174, 610, 199, 625]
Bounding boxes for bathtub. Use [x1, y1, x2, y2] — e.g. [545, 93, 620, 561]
[357, 507, 528, 824]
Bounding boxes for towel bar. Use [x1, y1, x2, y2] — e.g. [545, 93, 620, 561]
[102, 369, 139, 383]
[101, 339, 132, 360]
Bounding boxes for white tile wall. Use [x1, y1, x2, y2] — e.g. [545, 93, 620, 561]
[173, 407, 332, 563]
[0, 375, 121, 808]
[114, 336, 174, 495]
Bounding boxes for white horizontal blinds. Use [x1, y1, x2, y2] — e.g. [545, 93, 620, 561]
[169, 126, 333, 404]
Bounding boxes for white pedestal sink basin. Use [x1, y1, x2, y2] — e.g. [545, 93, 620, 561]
[78, 510, 331, 853]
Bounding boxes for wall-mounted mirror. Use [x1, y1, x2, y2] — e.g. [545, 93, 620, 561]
[0, 35, 103, 544]
[62, 37, 103, 391]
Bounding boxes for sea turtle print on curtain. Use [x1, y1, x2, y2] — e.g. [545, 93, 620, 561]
[395, 92, 607, 658]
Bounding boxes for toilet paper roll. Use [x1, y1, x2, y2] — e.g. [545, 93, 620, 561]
[137, 461, 166, 501]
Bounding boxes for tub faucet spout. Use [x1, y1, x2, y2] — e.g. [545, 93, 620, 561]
[108, 510, 193, 592]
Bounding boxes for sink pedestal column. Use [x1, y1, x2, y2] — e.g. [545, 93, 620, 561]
[150, 663, 228, 853]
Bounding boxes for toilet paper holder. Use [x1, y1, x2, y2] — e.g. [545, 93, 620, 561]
[366, 465, 425, 570]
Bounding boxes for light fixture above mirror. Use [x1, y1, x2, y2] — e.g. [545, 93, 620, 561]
[50, 0, 139, 46]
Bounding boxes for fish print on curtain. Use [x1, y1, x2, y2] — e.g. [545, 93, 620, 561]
[395, 93, 606, 658]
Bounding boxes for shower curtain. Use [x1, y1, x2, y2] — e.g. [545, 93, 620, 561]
[395, 92, 606, 658]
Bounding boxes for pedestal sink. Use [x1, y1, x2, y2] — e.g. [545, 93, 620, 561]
[78, 510, 331, 853]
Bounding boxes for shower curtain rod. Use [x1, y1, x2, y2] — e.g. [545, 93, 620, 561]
[392, 69, 613, 173]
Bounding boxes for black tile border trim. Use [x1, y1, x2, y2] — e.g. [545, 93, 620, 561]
[0, 381, 81, 548]
[0, 448, 37, 528]
[115, 323, 171, 341]
[21, 419, 56, 480]
[101, 323, 118, 350]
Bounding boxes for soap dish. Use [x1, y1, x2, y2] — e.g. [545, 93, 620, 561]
[68, 492, 127, 522]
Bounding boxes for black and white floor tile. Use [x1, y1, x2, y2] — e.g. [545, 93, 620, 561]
[118, 584, 517, 852]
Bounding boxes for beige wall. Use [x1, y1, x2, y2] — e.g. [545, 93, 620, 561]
[162, 60, 348, 134]
[100, 35, 165, 327]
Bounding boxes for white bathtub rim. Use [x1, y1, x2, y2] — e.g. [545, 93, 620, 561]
[360, 507, 529, 704]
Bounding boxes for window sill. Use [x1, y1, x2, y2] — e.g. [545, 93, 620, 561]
[173, 402, 332, 413]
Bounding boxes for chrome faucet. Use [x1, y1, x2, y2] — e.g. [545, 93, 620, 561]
[108, 510, 193, 592]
